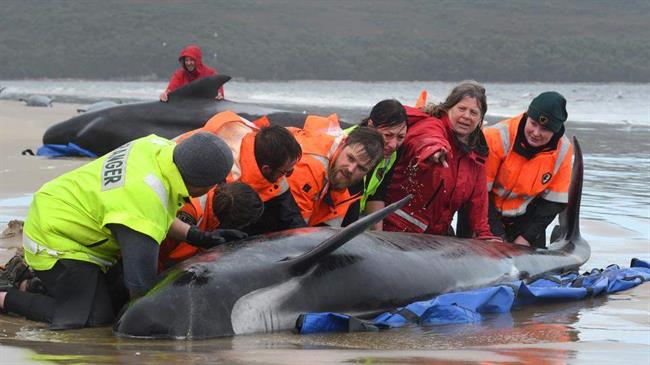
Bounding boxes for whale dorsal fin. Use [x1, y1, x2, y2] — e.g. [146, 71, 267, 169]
[285, 195, 412, 274]
[560, 137, 583, 242]
[169, 75, 231, 100]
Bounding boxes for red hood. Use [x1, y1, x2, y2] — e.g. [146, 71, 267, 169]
[178, 45, 205, 73]
[404, 105, 431, 127]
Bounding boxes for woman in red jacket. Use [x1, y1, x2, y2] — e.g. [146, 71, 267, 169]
[382, 81, 497, 239]
[159, 44, 224, 102]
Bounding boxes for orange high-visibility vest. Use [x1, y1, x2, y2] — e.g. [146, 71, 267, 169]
[286, 123, 360, 227]
[302, 113, 343, 136]
[484, 114, 573, 217]
[176, 111, 289, 202]
[158, 188, 220, 271]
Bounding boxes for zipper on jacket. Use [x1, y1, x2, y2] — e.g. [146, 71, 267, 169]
[424, 179, 444, 210]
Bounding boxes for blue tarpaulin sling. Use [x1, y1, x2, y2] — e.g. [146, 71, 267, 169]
[296, 258, 650, 334]
[36, 143, 97, 158]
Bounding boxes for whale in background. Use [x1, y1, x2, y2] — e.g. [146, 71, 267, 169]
[20, 95, 53, 107]
[41, 75, 303, 156]
[114, 138, 588, 340]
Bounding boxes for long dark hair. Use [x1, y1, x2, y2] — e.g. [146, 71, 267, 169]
[360, 99, 407, 128]
[424, 80, 488, 151]
[213, 182, 264, 229]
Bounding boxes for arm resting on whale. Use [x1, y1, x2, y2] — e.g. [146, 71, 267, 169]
[487, 196, 507, 239]
[243, 190, 306, 235]
[168, 218, 248, 249]
[518, 199, 567, 244]
[186, 226, 247, 248]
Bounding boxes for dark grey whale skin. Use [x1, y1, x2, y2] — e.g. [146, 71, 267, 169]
[41, 75, 330, 156]
[113, 138, 588, 340]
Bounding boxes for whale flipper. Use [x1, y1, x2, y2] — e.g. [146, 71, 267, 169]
[563, 137, 582, 242]
[284, 195, 412, 274]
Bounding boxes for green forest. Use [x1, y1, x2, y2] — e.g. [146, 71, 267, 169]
[1, 0, 648, 82]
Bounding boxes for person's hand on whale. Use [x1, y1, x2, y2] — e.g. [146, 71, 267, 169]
[186, 226, 247, 248]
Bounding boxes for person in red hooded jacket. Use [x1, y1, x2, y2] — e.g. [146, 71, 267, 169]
[382, 81, 499, 240]
[159, 44, 224, 102]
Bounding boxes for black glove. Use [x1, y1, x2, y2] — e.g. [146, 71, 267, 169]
[186, 226, 248, 249]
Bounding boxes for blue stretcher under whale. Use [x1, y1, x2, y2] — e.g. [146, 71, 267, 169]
[113, 138, 590, 340]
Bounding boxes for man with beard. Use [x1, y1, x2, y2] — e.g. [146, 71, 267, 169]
[286, 125, 384, 227]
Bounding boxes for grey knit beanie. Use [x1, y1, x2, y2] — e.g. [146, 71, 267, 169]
[173, 132, 234, 187]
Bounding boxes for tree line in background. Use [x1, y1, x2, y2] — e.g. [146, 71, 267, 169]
[1, 0, 648, 82]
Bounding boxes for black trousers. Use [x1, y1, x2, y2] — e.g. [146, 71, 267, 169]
[5, 259, 128, 329]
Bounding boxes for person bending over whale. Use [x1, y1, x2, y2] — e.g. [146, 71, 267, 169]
[382, 81, 498, 240]
[471, 92, 573, 248]
[341, 99, 408, 229]
[158, 182, 264, 272]
[176, 111, 306, 234]
[287, 124, 384, 227]
[0, 132, 239, 329]
[160, 44, 224, 102]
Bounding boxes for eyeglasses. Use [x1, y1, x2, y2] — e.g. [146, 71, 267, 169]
[277, 167, 294, 177]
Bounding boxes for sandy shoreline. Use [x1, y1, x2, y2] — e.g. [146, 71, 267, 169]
[0, 100, 88, 216]
[0, 100, 88, 260]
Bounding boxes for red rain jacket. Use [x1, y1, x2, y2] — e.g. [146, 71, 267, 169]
[165, 45, 223, 97]
[383, 106, 492, 237]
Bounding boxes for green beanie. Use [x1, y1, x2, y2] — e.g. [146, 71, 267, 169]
[527, 91, 568, 133]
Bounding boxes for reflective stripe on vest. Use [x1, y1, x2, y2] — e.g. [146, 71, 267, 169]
[492, 174, 536, 217]
[144, 173, 169, 209]
[541, 136, 572, 203]
[360, 152, 397, 212]
[394, 208, 428, 231]
[487, 122, 510, 192]
[195, 194, 209, 226]
[307, 154, 331, 201]
[23, 233, 114, 268]
[500, 196, 536, 217]
[329, 135, 344, 159]
[277, 178, 290, 195]
[552, 136, 571, 176]
[542, 190, 568, 202]
[495, 122, 511, 159]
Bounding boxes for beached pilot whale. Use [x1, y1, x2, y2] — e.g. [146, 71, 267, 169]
[114, 139, 588, 339]
[76, 100, 120, 114]
[41, 75, 304, 156]
[20, 95, 54, 107]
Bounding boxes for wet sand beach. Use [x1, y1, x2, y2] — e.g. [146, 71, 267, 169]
[0, 99, 648, 364]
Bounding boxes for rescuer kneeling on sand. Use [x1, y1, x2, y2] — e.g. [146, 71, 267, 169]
[0, 132, 242, 329]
